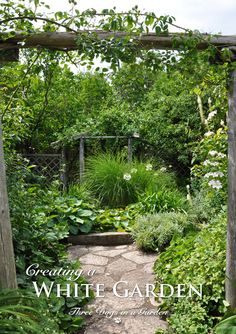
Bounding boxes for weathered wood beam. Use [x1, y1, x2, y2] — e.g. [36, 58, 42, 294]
[226, 69, 236, 309]
[1, 31, 236, 52]
[79, 136, 85, 183]
[0, 119, 17, 289]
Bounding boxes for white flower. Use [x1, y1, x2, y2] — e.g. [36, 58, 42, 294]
[218, 152, 226, 158]
[220, 120, 225, 126]
[160, 167, 167, 172]
[203, 160, 210, 166]
[123, 173, 131, 181]
[208, 180, 222, 189]
[210, 161, 219, 166]
[145, 164, 153, 171]
[209, 150, 218, 156]
[204, 171, 224, 178]
[204, 131, 215, 137]
[207, 110, 217, 121]
[203, 160, 219, 167]
[130, 168, 137, 174]
[208, 150, 226, 158]
[215, 171, 224, 177]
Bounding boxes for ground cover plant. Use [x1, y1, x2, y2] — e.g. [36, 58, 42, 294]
[154, 211, 227, 334]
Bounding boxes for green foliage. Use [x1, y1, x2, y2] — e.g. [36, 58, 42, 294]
[94, 207, 136, 232]
[0, 2, 231, 334]
[188, 189, 226, 225]
[154, 212, 227, 333]
[191, 126, 227, 200]
[215, 315, 236, 334]
[0, 289, 62, 334]
[137, 189, 187, 214]
[67, 183, 96, 204]
[111, 62, 156, 107]
[85, 154, 158, 207]
[41, 193, 97, 235]
[138, 70, 203, 172]
[166, 299, 213, 333]
[1, 61, 112, 151]
[6, 156, 92, 333]
[131, 212, 192, 252]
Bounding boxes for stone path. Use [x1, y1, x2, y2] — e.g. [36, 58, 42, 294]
[68, 243, 167, 334]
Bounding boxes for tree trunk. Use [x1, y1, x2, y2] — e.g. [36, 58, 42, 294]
[226, 69, 236, 308]
[0, 119, 17, 288]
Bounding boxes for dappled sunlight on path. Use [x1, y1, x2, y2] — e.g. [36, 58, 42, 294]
[69, 244, 167, 334]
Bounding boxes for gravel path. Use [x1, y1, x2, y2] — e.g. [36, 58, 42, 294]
[68, 243, 167, 334]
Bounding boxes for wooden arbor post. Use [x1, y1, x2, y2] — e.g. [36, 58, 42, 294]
[79, 136, 85, 182]
[0, 119, 17, 288]
[226, 68, 236, 308]
[128, 137, 133, 163]
[61, 147, 68, 191]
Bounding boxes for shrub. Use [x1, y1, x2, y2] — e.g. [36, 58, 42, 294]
[188, 189, 225, 225]
[85, 154, 160, 207]
[154, 211, 226, 333]
[131, 212, 192, 252]
[85, 154, 180, 208]
[137, 190, 188, 214]
[191, 125, 227, 205]
[7, 158, 93, 333]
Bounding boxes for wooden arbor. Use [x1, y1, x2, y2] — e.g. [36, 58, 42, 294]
[73, 135, 137, 182]
[1, 29, 236, 308]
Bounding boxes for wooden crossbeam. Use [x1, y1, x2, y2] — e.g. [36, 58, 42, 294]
[1, 31, 236, 53]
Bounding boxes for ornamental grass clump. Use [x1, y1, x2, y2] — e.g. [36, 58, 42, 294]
[85, 154, 158, 208]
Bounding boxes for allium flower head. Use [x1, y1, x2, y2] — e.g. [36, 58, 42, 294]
[123, 173, 131, 181]
[145, 164, 153, 171]
[160, 167, 167, 172]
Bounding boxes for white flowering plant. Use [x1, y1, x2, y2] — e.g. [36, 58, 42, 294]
[86, 154, 171, 207]
[191, 125, 227, 202]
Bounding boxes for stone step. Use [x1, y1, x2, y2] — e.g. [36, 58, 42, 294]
[68, 232, 133, 246]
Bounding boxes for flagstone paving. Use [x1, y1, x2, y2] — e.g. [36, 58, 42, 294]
[68, 243, 168, 334]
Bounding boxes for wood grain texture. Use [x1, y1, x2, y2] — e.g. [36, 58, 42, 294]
[226, 69, 236, 308]
[0, 120, 17, 288]
[1, 31, 236, 52]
